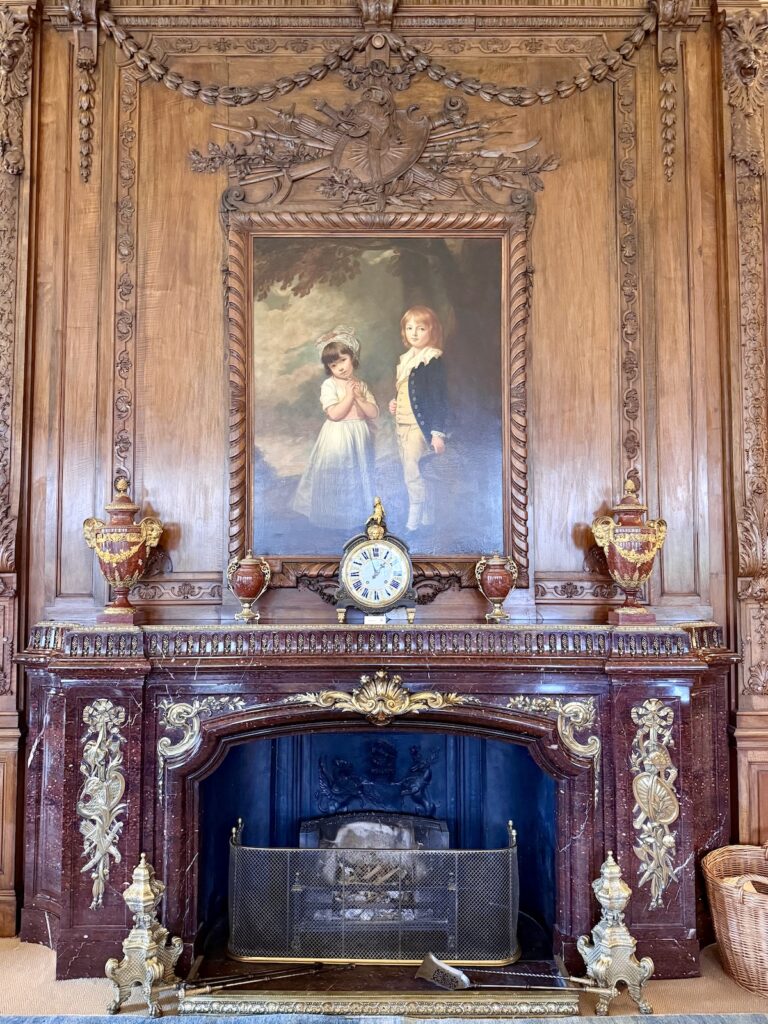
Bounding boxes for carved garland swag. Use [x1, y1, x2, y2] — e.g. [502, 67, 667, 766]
[96, 8, 658, 112]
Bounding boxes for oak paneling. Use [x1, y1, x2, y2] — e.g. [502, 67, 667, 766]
[531, 82, 617, 573]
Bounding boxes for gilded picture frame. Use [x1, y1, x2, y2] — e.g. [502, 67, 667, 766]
[226, 211, 531, 602]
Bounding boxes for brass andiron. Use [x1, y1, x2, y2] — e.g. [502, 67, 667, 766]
[576, 851, 654, 1015]
[474, 554, 519, 622]
[105, 853, 182, 1017]
[83, 479, 163, 624]
[226, 550, 271, 622]
[591, 479, 666, 624]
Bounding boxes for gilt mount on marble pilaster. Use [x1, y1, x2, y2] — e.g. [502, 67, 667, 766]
[629, 699, 680, 909]
[77, 699, 127, 910]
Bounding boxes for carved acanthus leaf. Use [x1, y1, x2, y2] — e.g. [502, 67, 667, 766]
[737, 492, 768, 593]
[745, 659, 768, 695]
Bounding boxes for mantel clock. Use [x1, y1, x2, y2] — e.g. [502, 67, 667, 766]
[335, 499, 416, 624]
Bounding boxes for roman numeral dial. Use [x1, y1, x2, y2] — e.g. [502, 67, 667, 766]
[339, 536, 412, 611]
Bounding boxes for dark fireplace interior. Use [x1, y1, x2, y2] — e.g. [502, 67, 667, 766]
[198, 729, 556, 968]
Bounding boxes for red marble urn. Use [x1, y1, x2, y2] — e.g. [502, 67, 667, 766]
[226, 551, 271, 622]
[591, 479, 667, 624]
[82, 479, 163, 624]
[474, 553, 519, 622]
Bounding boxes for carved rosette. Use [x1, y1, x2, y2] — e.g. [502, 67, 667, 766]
[629, 699, 680, 909]
[77, 699, 128, 910]
[157, 695, 246, 798]
[284, 669, 479, 726]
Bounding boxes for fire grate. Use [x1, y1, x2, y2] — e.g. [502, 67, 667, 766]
[228, 823, 519, 965]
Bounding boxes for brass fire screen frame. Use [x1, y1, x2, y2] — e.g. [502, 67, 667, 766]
[228, 834, 520, 966]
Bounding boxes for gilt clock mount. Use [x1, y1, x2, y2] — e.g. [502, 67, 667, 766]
[335, 498, 417, 624]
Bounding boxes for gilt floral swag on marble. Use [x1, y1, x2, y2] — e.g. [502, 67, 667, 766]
[77, 699, 128, 910]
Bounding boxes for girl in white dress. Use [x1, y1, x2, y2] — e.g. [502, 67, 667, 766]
[292, 326, 379, 531]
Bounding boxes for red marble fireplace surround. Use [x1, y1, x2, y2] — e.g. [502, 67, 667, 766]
[18, 620, 732, 981]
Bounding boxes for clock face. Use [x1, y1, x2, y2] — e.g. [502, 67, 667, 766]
[340, 539, 411, 610]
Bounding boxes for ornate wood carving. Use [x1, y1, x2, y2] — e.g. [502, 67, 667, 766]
[723, 12, 768, 705]
[0, 5, 30, 583]
[653, 0, 691, 182]
[132, 579, 223, 603]
[615, 69, 644, 494]
[113, 67, 139, 487]
[629, 698, 680, 909]
[0, 6, 30, 177]
[77, 699, 128, 910]
[66, 0, 98, 183]
[0, 167, 19, 573]
[97, 9, 657, 114]
[722, 10, 768, 176]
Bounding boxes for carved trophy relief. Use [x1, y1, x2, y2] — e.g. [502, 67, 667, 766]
[192, 90, 555, 214]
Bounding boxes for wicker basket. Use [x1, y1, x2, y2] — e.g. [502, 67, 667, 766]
[702, 843, 768, 995]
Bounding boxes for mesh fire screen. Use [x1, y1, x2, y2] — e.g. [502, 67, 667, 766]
[228, 830, 520, 964]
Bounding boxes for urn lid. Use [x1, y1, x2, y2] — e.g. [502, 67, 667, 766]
[104, 478, 140, 516]
[610, 479, 647, 525]
[239, 549, 262, 566]
[484, 553, 506, 566]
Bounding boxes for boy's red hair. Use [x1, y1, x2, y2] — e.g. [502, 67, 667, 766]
[400, 305, 444, 350]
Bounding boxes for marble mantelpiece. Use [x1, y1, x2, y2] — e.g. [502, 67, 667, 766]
[17, 620, 733, 980]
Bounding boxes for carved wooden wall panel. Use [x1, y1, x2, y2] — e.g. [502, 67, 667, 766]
[20, 18, 726, 628]
[133, 62, 227, 576]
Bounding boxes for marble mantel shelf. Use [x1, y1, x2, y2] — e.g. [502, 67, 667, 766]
[20, 618, 730, 668]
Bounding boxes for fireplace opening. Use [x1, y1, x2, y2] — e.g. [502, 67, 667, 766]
[198, 729, 556, 966]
